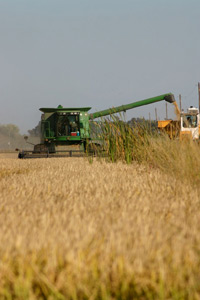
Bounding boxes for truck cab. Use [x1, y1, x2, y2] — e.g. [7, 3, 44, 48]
[180, 106, 199, 140]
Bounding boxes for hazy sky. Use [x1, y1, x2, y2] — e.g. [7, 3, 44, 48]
[0, 0, 200, 133]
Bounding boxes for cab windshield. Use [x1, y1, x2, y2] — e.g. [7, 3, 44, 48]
[56, 113, 79, 136]
[183, 114, 197, 128]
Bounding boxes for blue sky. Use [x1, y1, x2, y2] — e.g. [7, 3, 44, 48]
[0, 0, 200, 133]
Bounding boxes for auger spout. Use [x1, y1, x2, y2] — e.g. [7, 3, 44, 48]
[89, 93, 175, 119]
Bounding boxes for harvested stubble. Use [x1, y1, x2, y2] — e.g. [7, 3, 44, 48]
[0, 152, 200, 299]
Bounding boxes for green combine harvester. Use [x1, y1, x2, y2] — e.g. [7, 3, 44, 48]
[18, 93, 175, 158]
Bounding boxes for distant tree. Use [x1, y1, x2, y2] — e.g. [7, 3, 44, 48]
[0, 124, 20, 137]
[28, 121, 41, 137]
[127, 117, 157, 133]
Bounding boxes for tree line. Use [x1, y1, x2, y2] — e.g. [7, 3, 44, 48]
[0, 123, 40, 150]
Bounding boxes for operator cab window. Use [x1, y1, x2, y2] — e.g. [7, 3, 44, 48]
[57, 113, 80, 136]
[183, 115, 197, 128]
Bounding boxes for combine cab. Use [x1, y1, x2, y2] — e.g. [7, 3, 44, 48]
[18, 93, 175, 158]
[18, 106, 91, 158]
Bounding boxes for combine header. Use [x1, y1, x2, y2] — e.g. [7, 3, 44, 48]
[18, 93, 175, 158]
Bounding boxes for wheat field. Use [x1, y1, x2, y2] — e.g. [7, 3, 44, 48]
[0, 147, 200, 299]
